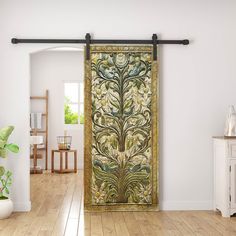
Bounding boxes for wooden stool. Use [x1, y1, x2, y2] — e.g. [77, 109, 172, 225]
[51, 149, 77, 173]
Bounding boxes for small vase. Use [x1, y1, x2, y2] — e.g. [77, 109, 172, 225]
[224, 105, 236, 137]
[0, 198, 13, 219]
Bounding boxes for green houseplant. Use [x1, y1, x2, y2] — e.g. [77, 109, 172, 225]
[0, 126, 19, 219]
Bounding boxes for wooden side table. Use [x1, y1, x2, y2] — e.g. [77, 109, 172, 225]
[51, 149, 77, 173]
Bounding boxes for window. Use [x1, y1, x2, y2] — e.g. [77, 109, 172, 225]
[64, 82, 84, 125]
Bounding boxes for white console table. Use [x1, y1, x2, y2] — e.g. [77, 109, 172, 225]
[213, 137, 236, 217]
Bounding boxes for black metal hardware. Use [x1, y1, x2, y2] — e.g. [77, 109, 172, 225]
[85, 33, 91, 60]
[152, 34, 158, 61]
[11, 36, 189, 46]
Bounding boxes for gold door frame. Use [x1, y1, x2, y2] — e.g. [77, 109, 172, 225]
[84, 45, 159, 211]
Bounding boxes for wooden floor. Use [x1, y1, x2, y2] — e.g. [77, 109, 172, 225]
[1, 172, 236, 235]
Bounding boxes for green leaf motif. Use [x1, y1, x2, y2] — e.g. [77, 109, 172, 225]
[0, 126, 14, 142]
[5, 144, 19, 153]
[0, 166, 5, 176]
[0, 140, 6, 149]
[0, 126, 19, 158]
[91, 51, 153, 205]
[6, 171, 12, 177]
[0, 149, 7, 158]
[4, 188, 9, 195]
[0, 168, 13, 198]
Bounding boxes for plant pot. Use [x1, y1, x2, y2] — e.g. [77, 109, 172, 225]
[0, 198, 13, 219]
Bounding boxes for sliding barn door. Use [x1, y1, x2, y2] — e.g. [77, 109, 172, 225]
[84, 45, 158, 211]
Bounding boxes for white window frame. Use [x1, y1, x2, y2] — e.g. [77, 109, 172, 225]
[63, 81, 84, 130]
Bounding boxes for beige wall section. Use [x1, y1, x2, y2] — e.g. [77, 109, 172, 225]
[30, 50, 84, 170]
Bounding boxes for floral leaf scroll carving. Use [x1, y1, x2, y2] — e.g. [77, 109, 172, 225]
[91, 51, 153, 205]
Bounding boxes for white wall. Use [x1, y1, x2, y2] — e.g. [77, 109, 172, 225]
[30, 50, 84, 170]
[1, 0, 236, 211]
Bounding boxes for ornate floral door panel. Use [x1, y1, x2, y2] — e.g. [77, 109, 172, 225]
[84, 45, 158, 211]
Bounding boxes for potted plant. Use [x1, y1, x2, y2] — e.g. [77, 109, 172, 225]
[0, 126, 19, 219]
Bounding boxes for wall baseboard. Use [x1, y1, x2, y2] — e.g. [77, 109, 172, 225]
[12, 200, 212, 212]
[160, 201, 213, 210]
[13, 201, 31, 212]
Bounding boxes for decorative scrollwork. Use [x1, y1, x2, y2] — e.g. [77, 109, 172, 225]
[91, 50, 153, 205]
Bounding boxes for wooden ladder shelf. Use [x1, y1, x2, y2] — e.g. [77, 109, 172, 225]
[30, 90, 49, 172]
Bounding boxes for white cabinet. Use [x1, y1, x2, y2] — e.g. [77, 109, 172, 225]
[213, 137, 236, 217]
[230, 159, 236, 210]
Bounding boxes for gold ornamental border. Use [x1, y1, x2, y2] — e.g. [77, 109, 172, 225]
[84, 45, 159, 212]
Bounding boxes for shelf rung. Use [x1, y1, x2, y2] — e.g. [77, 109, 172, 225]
[30, 96, 47, 100]
[30, 154, 43, 159]
[38, 130, 46, 133]
[30, 113, 47, 116]
[30, 130, 47, 133]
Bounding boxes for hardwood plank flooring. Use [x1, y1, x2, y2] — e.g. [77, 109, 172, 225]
[1, 171, 236, 235]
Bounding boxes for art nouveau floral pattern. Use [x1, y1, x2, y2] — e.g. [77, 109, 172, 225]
[91, 51, 153, 205]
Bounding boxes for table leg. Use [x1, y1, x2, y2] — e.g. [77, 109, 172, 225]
[74, 151, 77, 173]
[60, 152, 63, 173]
[51, 151, 54, 173]
[65, 152, 68, 169]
